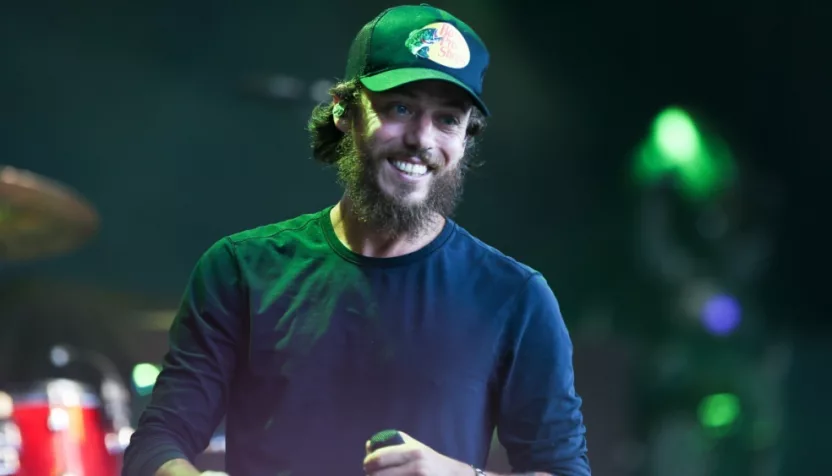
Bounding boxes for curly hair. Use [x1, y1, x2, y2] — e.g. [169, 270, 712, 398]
[307, 80, 487, 168]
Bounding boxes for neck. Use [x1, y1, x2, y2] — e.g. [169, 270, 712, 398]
[330, 197, 446, 258]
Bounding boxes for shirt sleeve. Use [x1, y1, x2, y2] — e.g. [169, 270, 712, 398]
[122, 238, 247, 476]
[496, 273, 591, 476]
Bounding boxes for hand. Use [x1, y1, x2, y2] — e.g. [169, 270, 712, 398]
[363, 431, 471, 476]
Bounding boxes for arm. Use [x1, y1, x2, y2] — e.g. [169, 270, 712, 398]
[495, 274, 590, 476]
[122, 238, 246, 476]
[365, 273, 588, 476]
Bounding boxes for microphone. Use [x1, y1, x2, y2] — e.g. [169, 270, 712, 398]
[368, 429, 405, 452]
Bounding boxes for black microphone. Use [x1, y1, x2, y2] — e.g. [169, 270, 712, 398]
[368, 429, 405, 452]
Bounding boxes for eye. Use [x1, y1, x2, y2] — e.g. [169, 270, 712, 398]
[392, 103, 411, 116]
[439, 115, 461, 127]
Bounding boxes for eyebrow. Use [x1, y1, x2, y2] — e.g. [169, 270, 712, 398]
[390, 89, 471, 113]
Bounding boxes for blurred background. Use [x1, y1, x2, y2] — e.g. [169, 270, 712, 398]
[0, 0, 829, 475]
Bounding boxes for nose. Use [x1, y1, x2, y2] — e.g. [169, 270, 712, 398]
[402, 112, 435, 151]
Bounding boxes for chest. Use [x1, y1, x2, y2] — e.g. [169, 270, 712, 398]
[244, 264, 505, 389]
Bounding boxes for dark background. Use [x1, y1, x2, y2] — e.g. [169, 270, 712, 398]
[1, 1, 829, 474]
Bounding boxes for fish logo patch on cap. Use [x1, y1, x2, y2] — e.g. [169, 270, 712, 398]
[404, 22, 470, 69]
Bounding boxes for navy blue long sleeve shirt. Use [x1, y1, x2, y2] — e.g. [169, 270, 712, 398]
[122, 207, 590, 475]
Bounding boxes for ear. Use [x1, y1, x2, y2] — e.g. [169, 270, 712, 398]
[332, 95, 349, 133]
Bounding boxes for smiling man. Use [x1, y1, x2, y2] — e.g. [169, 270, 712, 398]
[123, 4, 590, 476]
[329, 79, 474, 250]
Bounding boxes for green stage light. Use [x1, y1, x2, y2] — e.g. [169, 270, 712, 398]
[132, 363, 161, 396]
[698, 392, 740, 436]
[634, 106, 735, 201]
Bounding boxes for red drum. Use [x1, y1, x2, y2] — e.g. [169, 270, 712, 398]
[11, 379, 120, 476]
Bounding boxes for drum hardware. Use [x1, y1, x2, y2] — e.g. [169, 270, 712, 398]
[50, 345, 134, 443]
[0, 392, 20, 476]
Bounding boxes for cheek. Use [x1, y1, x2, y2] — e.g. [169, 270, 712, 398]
[441, 138, 467, 167]
[373, 122, 406, 140]
[365, 125, 405, 154]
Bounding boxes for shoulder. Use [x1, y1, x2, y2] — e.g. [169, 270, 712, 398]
[449, 222, 542, 284]
[449, 222, 561, 316]
[199, 208, 329, 268]
[225, 209, 325, 247]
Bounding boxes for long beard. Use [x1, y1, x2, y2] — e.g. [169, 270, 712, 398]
[335, 132, 465, 239]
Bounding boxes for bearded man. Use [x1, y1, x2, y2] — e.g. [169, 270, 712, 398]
[123, 5, 590, 476]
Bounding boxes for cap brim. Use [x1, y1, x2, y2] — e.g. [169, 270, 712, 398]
[360, 68, 490, 116]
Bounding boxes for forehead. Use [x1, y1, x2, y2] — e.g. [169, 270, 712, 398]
[366, 80, 472, 110]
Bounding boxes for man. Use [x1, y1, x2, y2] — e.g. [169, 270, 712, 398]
[123, 4, 590, 476]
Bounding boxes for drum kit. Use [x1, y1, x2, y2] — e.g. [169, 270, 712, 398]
[0, 165, 131, 475]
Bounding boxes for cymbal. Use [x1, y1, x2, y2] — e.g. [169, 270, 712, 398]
[0, 165, 99, 261]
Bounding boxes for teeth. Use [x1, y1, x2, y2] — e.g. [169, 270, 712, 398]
[391, 160, 428, 176]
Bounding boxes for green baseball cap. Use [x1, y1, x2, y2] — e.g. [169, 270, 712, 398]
[344, 4, 491, 116]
